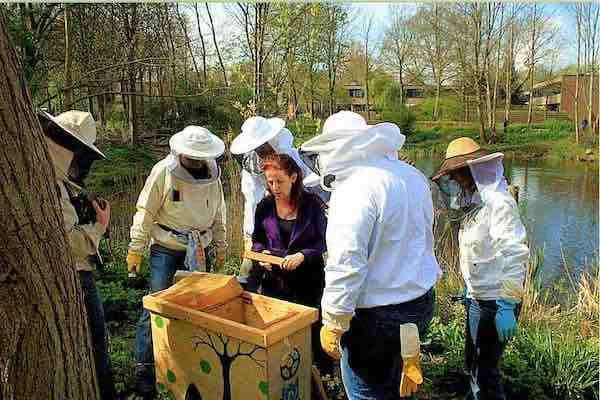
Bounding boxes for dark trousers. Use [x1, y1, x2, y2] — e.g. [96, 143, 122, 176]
[340, 289, 435, 400]
[79, 271, 116, 400]
[465, 298, 521, 400]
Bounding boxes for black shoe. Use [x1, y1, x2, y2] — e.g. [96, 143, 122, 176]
[133, 364, 156, 399]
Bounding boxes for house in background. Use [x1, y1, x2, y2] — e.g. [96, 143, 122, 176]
[529, 74, 599, 123]
[343, 82, 367, 112]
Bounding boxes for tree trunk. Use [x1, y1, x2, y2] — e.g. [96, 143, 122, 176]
[63, 4, 74, 111]
[504, 15, 514, 127]
[221, 356, 232, 400]
[205, 3, 228, 87]
[575, 5, 581, 144]
[194, 3, 208, 84]
[0, 16, 99, 399]
[176, 3, 201, 89]
[527, 4, 537, 128]
[491, 5, 504, 142]
[474, 5, 486, 142]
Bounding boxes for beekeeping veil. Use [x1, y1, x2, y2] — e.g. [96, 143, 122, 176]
[300, 111, 405, 191]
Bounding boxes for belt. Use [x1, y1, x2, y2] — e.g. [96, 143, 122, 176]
[157, 223, 206, 236]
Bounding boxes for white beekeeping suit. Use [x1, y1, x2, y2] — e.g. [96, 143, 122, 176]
[232, 117, 321, 237]
[300, 110, 441, 325]
[460, 154, 529, 302]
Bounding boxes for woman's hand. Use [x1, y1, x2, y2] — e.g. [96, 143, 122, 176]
[282, 252, 305, 271]
[259, 250, 273, 271]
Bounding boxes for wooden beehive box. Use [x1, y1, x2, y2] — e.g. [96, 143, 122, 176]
[143, 272, 318, 400]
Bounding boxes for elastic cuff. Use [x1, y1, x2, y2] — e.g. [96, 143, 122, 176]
[321, 310, 352, 332]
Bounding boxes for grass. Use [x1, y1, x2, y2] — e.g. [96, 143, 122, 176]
[87, 142, 598, 399]
[401, 120, 597, 162]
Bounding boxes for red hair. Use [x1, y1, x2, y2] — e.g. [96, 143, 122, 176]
[261, 154, 304, 209]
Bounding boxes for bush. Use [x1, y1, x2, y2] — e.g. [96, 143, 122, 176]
[85, 144, 157, 195]
[382, 106, 417, 136]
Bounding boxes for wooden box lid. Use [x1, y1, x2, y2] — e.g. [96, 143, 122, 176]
[143, 272, 318, 347]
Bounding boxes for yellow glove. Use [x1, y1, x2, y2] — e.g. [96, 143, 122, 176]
[320, 311, 353, 360]
[126, 251, 142, 277]
[214, 249, 226, 272]
[399, 323, 423, 397]
[320, 326, 343, 360]
[399, 355, 423, 396]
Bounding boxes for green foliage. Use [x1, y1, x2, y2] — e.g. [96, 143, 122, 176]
[85, 145, 157, 195]
[381, 106, 416, 136]
[288, 115, 322, 145]
[414, 95, 464, 121]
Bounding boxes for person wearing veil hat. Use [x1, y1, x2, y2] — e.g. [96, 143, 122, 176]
[431, 137, 529, 400]
[230, 116, 326, 288]
[39, 110, 116, 399]
[301, 111, 441, 399]
[126, 126, 228, 397]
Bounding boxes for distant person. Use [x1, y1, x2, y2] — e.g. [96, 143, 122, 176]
[247, 153, 332, 374]
[39, 110, 115, 400]
[432, 137, 529, 400]
[580, 118, 589, 131]
[230, 116, 327, 289]
[126, 126, 228, 397]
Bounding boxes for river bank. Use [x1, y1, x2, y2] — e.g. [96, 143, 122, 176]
[401, 120, 598, 163]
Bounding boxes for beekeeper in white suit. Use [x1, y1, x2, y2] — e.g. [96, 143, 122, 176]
[431, 137, 529, 400]
[230, 116, 325, 287]
[126, 126, 227, 396]
[300, 111, 441, 399]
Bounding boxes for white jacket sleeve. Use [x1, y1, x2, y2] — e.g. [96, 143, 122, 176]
[489, 195, 529, 302]
[211, 180, 228, 251]
[321, 183, 377, 316]
[241, 169, 266, 236]
[129, 164, 165, 254]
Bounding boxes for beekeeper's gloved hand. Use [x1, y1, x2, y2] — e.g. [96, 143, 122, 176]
[495, 299, 518, 343]
[399, 323, 423, 397]
[126, 250, 142, 278]
[320, 311, 352, 360]
[214, 249, 226, 272]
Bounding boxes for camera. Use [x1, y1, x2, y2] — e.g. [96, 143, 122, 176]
[70, 191, 106, 225]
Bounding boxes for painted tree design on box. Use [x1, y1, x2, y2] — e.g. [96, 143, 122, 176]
[192, 329, 266, 400]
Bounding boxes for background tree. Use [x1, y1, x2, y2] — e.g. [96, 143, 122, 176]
[0, 12, 98, 399]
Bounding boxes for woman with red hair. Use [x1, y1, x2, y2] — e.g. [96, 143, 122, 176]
[248, 153, 332, 374]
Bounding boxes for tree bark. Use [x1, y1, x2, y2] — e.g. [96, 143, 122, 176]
[0, 15, 99, 399]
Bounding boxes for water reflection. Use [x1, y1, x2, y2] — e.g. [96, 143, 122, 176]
[416, 157, 599, 282]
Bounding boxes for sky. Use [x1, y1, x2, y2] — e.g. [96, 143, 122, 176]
[190, 2, 578, 70]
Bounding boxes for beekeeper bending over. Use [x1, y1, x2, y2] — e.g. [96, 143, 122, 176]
[230, 116, 325, 287]
[126, 126, 227, 397]
[301, 111, 441, 399]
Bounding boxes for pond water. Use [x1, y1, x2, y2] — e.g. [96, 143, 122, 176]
[415, 157, 599, 283]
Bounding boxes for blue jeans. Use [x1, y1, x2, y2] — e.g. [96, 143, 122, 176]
[135, 245, 186, 365]
[79, 271, 115, 400]
[340, 289, 435, 400]
[465, 298, 521, 400]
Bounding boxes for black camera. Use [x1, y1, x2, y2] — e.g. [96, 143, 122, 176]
[70, 191, 106, 225]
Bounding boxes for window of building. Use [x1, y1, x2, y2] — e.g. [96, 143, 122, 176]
[348, 88, 364, 98]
